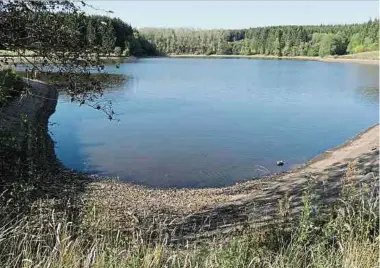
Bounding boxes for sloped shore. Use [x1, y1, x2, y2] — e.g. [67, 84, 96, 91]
[85, 124, 379, 240]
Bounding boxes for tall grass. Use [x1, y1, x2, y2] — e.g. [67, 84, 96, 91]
[0, 163, 378, 268]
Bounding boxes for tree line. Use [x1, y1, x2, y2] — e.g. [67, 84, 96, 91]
[0, 11, 158, 57]
[139, 20, 379, 57]
[80, 15, 158, 57]
[3, 9, 376, 58]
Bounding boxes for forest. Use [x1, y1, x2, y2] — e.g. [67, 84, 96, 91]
[0, 12, 158, 57]
[81, 15, 158, 56]
[4, 12, 376, 58]
[139, 20, 379, 57]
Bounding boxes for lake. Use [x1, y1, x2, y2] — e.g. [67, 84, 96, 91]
[50, 58, 379, 188]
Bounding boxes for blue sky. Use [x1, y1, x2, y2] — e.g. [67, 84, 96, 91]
[85, 1, 379, 29]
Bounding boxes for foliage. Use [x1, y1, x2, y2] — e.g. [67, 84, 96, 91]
[318, 33, 348, 56]
[83, 15, 158, 57]
[0, 69, 24, 106]
[140, 20, 379, 57]
[0, 0, 137, 118]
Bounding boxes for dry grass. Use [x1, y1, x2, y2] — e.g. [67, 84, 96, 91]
[0, 161, 378, 268]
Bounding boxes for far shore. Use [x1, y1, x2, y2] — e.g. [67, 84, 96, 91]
[162, 54, 379, 65]
[2, 52, 378, 65]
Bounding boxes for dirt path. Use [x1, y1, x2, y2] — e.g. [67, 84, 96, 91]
[85, 124, 379, 241]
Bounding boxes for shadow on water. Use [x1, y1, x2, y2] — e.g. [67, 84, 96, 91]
[355, 86, 379, 103]
[352, 64, 379, 103]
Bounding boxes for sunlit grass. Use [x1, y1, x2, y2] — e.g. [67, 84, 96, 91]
[338, 51, 379, 60]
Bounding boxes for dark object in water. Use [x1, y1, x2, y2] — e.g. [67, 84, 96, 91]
[276, 160, 285, 166]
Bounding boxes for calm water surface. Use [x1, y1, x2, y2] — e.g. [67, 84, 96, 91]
[50, 58, 379, 188]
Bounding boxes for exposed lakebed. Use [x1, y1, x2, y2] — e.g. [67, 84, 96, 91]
[49, 58, 379, 188]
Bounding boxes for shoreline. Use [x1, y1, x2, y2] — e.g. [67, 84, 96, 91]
[3, 54, 378, 65]
[89, 123, 379, 192]
[153, 54, 379, 65]
[85, 124, 379, 237]
[305, 123, 379, 169]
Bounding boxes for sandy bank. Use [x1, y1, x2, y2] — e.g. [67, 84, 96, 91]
[166, 54, 379, 65]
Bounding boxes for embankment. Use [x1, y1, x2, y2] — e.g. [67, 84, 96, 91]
[0, 79, 59, 181]
[0, 79, 88, 221]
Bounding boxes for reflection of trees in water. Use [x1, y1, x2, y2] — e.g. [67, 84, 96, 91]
[355, 86, 379, 103]
[351, 65, 379, 103]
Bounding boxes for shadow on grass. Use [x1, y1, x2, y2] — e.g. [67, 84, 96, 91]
[0, 83, 90, 229]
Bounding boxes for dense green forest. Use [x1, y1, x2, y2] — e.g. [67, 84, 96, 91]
[81, 15, 158, 56]
[139, 20, 379, 57]
[0, 13, 157, 57]
[4, 12, 376, 58]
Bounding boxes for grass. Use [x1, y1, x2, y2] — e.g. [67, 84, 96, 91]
[0, 162, 378, 268]
[336, 51, 379, 60]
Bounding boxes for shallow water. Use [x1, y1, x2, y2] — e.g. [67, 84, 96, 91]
[50, 58, 379, 188]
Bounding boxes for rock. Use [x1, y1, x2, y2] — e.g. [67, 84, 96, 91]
[276, 160, 285, 166]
